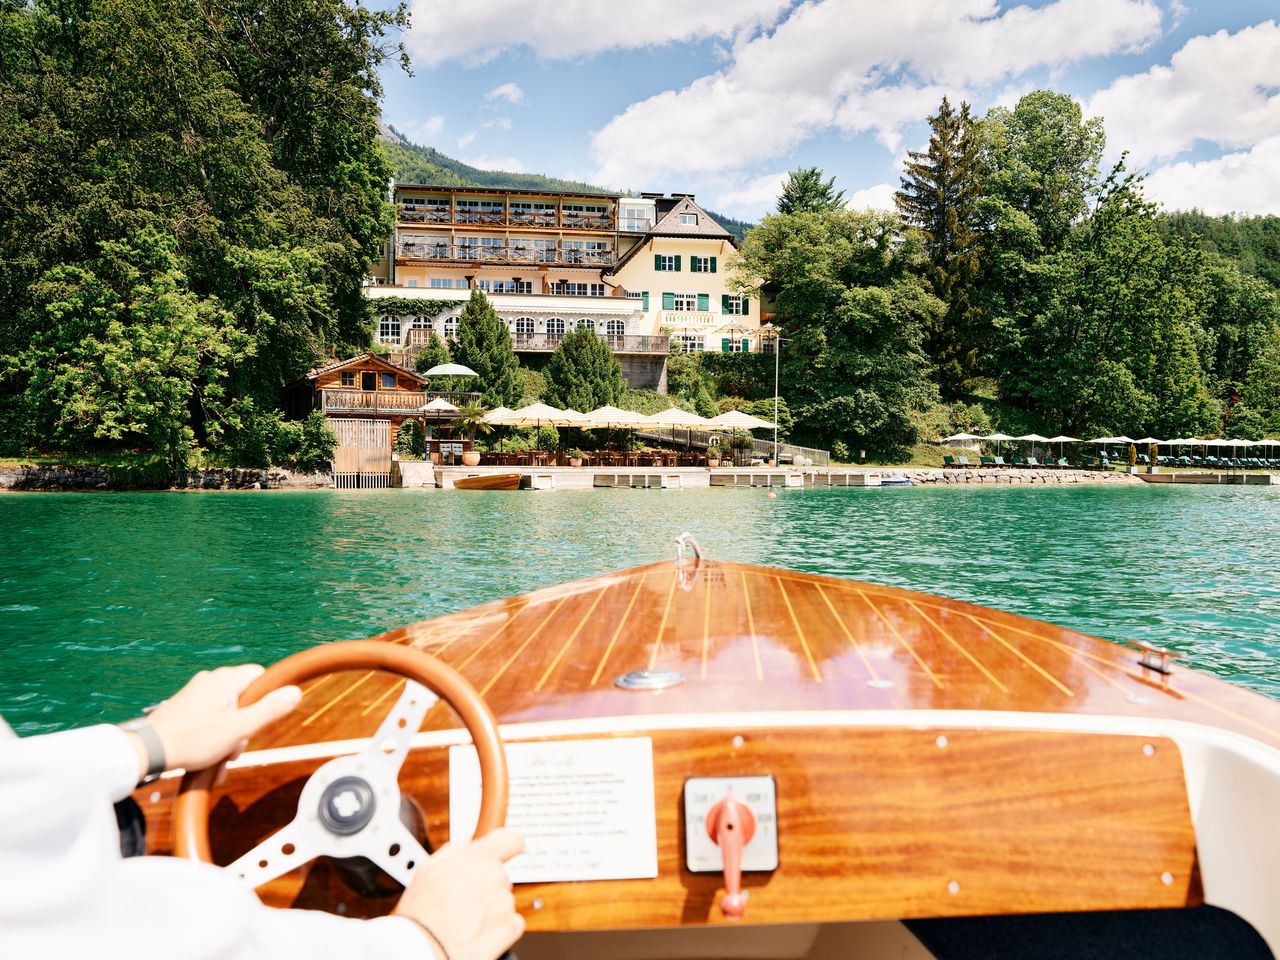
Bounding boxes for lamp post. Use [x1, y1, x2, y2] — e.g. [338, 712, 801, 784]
[762, 323, 791, 464]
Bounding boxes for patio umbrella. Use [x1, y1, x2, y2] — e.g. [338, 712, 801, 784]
[582, 405, 652, 429]
[1017, 433, 1050, 459]
[1047, 435, 1079, 461]
[482, 406, 518, 425]
[422, 362, 478, 377]
[505, 403, 579, 428]
[710, 410, 776, 431]
[645, 407, 713, 453]
[419, 396, 459, 416]
[941, 432, 982, 442]
[982, 432, 1015, 457]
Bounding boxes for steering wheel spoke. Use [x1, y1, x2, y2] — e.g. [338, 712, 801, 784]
[227, 819, 315, 888]
[366, 679, 438, 776]
[363, 820, 432, 888]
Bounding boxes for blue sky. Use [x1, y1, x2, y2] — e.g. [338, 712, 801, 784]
[377, 1, 1280, 220]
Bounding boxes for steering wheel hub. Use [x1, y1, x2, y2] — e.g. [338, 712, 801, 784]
[319, 776, 377, 836]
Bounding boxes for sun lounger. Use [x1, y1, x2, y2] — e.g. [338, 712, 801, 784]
[993, 456, 1007, 467]
[980, 456, 995, 468]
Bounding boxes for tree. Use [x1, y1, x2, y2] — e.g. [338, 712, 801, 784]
[542, 328, 626, 412]
[414, 332, 452, 375]
[0, 0, 406, 462]
[1242, 328, 1280, 434]
[450, 290, 520, 407]
[777, 167, 845, 215]
[732, 209, 940, 456]
[896, 97, 986, 397]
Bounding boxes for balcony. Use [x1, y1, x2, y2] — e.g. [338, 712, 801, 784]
[510, 332, 669, 354]
[397, 206, 615, 231]
[320, 388, 481, 414]
[395, 241, 614, 268]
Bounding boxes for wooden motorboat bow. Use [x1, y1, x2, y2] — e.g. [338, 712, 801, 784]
[132, 537, 1280, 958]
[453, 473, 522, 490]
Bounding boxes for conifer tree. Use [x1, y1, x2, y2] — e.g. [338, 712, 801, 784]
[777, 167, 846, 214]
[451, 290, 520, 407]
[413, 331, 452, 375]
[896, 97, 985, 397]
[542, 328, 626, 412]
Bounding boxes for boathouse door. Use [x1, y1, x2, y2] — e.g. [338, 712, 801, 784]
[330, 418, 391, 489]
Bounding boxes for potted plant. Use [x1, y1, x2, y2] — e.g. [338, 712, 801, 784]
[451, 405, 492, 466]
[568, 448, 584, 468]
[728, 431, 753, 467]
[1127, 443, 1138, 474]
[707, 444, 722, 469]
[1148, 442, 1159, 473]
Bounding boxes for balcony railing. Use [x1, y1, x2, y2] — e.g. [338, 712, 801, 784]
[510, 332, 668, 354]
[320, 388, 481, 413]
[397, 206, 615, 231]
[396, 242, 614, 267]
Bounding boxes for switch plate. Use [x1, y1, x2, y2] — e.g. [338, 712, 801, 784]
[683, 776, 779, 873]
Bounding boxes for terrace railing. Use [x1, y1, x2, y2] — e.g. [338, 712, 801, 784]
[397, 207, 615, 231]
[320, 390, 425, 414]
[396, 242, 614, 268]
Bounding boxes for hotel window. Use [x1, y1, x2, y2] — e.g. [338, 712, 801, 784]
[620, 204, 653, 232]
[606, 319, 625, 337]
[679, 212, 698, 225]
[429, 277, 458, 289]
[625, 290, 651, 311]
[547, 317, 565, 335]
[410, 315, 432, 330]
[340, 371, 356, 387]
[590, 283, 606, 297]
[442, 317, 458, 340]
[534, 239, 558, 263]
[404, 279, 418, 288]
[721, 338, 750, 354]
[722, 295, 746, 316]
[562, 240, 586, 264]
[381, 372, 396, 389]
[514, 317, 535, 335]
[455, 236, 480, 261]
[556, 282, 589, 296]
[690, 255, 717, 274]
[655, 254, 680, 271]
[577, 318, 596, 332]
[670, 292, 698, 312]
[676, 333, 705, 352]
[514, 279, 533, 294]
[454, 199, 480, 222]
[478, 236, 504, 259]
[760, 337, 777, 355]
[377, 316, 401, 343]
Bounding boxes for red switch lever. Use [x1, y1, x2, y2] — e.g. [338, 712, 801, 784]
[705, 794, 757, 920]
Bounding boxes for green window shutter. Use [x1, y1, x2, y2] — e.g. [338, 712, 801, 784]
[710, 256, 717, 273]
[654, 254, 662, 270]
[742, 338, 750, 353]
[721, 294, 730, 314]
[641, 291, 649, 311]
[661, 292, 675, 310]
[721, 338, 731, 353]
[697, 293, 709, 312]
[740, 297, 749, 315]
[690, 257, 699, 273]
[674, 255, 682, 271]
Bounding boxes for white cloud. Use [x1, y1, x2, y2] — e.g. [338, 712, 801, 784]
[461, 154, 527, 174]
[589, 0, 1162, 187]
[1086, 21, 1280, 166]
[456, 130, 477, 150]
[846, 182, 897, 211]
[405, 0, 791, 66]
[485, 82, 525, 105]
[1143, 137, 1280, 214]
[402, 115, 445, 140]
[714, 171, 788, 217]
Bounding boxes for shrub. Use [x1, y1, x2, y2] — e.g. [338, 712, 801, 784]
[533, 425, 560, 450]
[395, 420, 425, 459]
[289, 411, 337, 472]
[831, 440, 851, 462]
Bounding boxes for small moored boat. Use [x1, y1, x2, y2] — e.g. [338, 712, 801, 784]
[453, 473, 522, 490]
[137, 535, 1280, 958]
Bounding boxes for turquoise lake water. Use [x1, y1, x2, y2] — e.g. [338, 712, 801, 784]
[2, 484, 1278, 733]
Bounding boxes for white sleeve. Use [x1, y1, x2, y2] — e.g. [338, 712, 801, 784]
[0, 723, 431, 960]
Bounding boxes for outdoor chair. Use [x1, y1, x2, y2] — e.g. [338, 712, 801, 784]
[1052, 457, 1069, 468]
[993, 456, 1007, 467]
[943, 455, 957, 468]
[956, 456, 972, 468]
[1010, 455, 1025, 467]
[1138, 454, 1151, 466]
[979, 456, 995, 468]
[1025, 456, 1041, 467]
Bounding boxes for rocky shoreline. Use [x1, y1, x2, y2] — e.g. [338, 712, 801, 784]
[0, 463, 332, 492]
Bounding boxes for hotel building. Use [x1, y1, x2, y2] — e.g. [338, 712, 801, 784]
[364, 185, 767, 390]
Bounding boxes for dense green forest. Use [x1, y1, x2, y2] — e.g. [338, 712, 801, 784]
[0, 0, 405, 469]
[381, 130, 754, 243]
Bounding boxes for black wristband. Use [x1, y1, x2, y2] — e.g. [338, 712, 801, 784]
[120, 718, 166, 782]
[398, 915, 451, 960]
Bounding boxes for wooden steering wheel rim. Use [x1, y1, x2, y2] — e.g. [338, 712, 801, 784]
[173, 640, 508, 863]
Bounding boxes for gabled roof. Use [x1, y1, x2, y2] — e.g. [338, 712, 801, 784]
[649, 196, 735, 240]
[306, 352, 428, 383]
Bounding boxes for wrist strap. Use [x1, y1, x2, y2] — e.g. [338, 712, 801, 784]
[398, 915, 451, 960]
[122, 719, 166, 781]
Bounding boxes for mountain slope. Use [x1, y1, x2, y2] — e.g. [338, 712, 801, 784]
[381, 128, 753, 242]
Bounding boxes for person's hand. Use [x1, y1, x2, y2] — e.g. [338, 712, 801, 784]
[133, 665, 301, 777]
[393, 829, 525, 960]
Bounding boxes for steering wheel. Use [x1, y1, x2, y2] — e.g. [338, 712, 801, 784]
[172, 640, 508, 891]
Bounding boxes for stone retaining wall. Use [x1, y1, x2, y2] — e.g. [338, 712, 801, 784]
[884, 468, 1141, 485]
[0, 464, 332, 491]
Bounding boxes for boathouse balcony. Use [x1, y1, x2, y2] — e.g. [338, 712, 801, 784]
[319, 388, 481, 415]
